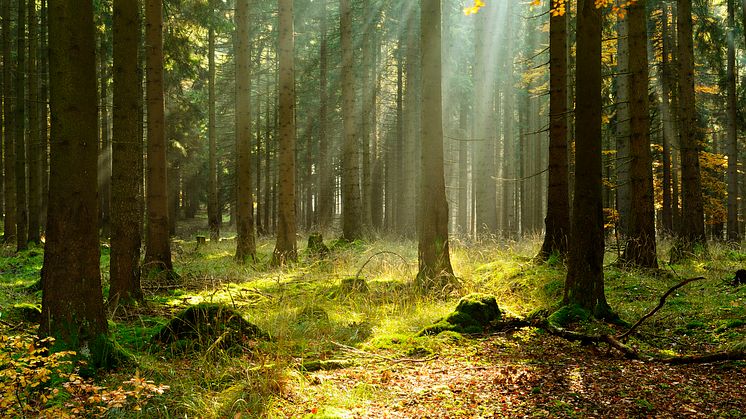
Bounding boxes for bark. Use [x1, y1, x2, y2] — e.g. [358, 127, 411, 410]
[615, 12, 630, 237]
[208, 1, 220, 242]
[564, 0, 611, 318]
[361, 13, 373, 230]
[263, 82, 271, 234]
[457, 97, 469, 235]
[675, 0, 706, 249]
[40, 0, 48, 232]
[110, 0, 143, 304]
[144, 0, 173, 274]
[41, 0, 109, 364]
[234, 0, 255, 262]
[621, 0, 658, 268]
[271, 0, 297, 265]
[15, 0, 27, 251]
[416, 0, 454, 289]
[98, 33, 112, 240]
[27, 0, 40, 244]
[539, 0, 570, 260]
[3, 0, 15, 244]
[659, 3, 674, 235]
[726, 0, 739, 242]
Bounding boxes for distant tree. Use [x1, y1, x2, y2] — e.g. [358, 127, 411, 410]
[674, 0, 706, 254]
[564, 0, 612, 318]
[416, 0, 454, 288]
[235, 0, 256, 263]
[620, 0, 657, 268]
[2, 0, 15, 244]
[15, 0, 28, 251]
[144, 0, 174, 275]
[41, 0, 110, 365]
[271, 0, 297, 265]
[538, 0, 570, 260]
[110, 0, 144, 304]
[208, 0, 220, 242]
[340, 0, 362, 241]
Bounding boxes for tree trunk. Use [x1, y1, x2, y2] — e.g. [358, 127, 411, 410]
[41, 0, 110, 366]
[263, 82, 272, 234]
[727, 0, 739, 242]
[15, 0, 27, 251]
[27, 0, 40, 244]
[98, 32, 112, 240]
[144, 0, 173, 274]
[2, 0, 15, 244]
[621, 0, 658, 268]
[271, 0, 297, 264]
[539, 0, 570, 260]
[341, 0, 362, 241]
[39, 0, 48, 232]
[676, 0, 706, 249]
[417, 0, 454, 288]
[208, 1, 220, 242]
[457, 96, 469, 235]
[659, 2, 674, 235]
[564, 0, 611, 318]
[317, 0, 332, 229]
[234, 0, 255, 262]
[110, 0, 143, 304]
[615, 12, 630, 238]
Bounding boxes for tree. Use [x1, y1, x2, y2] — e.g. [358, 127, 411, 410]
[41, 0, 110, 366]
[271, 0, 297, 265]
[144, 0, 174, 275]
[564, 0, 612, 318]
[538, 0, 570, 260]
[316, 0, 332, 229]
[27, 0, 41, 244]
[235, 0, 256, 263]
[340, 0, 362, 241]
[208, 0, 220, 242]
[110, 0, 144, 304]
[675, 0, 706, 252]
[2, 0, 15, 244]
[620, 0, 657, 268]
[15, 0, 28, 251]
[726, 0, 739, 242]
[416, 0, 454, 288]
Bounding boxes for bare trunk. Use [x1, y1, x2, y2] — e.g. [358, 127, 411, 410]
[16, 0, 27, 251]
[3, 0, 15, 244]
[27, 0, 40, 244]
[727, 0, 740, 241]
[208, 2, 220, 242]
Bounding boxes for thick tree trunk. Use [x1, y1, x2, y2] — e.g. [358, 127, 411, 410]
[27, 0, 40, 244]
[110, 0, 143, 304]
[208, 2, 220, 242]
[341, 0, 362, 241]
[675, 0, 706, 249]
[2, 0, 15, 244]
[41, 0, 110, 366]
[234, 0, 256, 263]
[271, 0, 297, 264]
[726, 0, 740, 242]
[564, 0, 611, 318]
[15, 0, 27, 251]
[417, 0, 454, 289]
[144, 0, 173, 274]
[621, 0, 658, 268]
[539, 0, 570, 260]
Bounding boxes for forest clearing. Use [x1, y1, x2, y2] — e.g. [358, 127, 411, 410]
[2, 226, 746, 417]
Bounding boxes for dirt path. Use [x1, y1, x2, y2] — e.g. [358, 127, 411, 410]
[280, 331, 746, 418]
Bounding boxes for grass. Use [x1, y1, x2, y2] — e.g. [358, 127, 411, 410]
[1, 224, 746, 417]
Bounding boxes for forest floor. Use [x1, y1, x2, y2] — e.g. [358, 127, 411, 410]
[1, 219, 746, 417]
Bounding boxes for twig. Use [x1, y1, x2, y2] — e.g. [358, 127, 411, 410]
[354, 251, 411, 279]
[617, 276, 706, 341]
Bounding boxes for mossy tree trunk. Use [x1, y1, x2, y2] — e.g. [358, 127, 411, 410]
[564, 0, 611, 318]
[110, 0, 143, 304]
[42, 0, 109, 363]
[144, 0, 173, 274]
[416, 0, 454, 289]
[235, 0, 256, 263]
[271, 0, 297, 265]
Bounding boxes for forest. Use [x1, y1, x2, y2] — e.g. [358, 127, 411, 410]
[1, 0, 746, 416]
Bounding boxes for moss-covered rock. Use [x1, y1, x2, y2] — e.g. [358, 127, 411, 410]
[547, 304, 591, 327]
[7, 303, 41, 323]
[151, 304, 268, 351]
[418, 293, 501, 336]
[306, 233, 330, 258]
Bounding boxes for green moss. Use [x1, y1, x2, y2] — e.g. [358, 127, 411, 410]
[8, 303, 41, 323]
[419, 293, 501, 336]
[548, 304, 591, 327]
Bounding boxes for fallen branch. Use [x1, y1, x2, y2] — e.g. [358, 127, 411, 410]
[617, 276, 705, 341]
